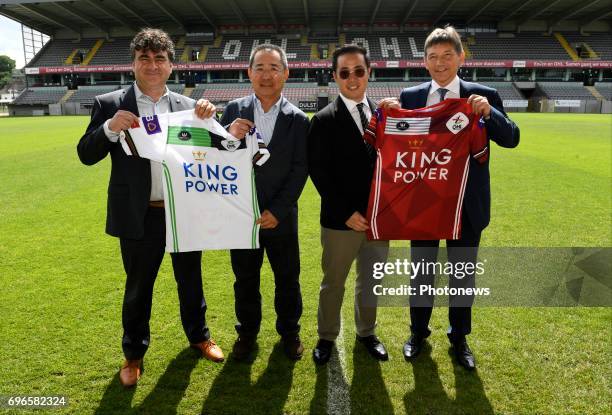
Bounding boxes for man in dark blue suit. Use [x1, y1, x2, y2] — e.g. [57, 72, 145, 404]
[219, 44, 309, 361]
[380, 26, 519, 369]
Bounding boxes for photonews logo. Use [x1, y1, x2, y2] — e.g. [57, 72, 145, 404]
[178, 130, 192, 141]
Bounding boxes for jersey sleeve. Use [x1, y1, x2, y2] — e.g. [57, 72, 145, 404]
[248, 126, 270, 166]
[123, 114, 168, 162]
[470, 115, 489, 164]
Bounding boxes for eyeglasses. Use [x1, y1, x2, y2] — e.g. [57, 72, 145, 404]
[338, 67, 367, 80]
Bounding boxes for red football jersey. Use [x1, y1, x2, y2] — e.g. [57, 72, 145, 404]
[364, 98, 488, 241]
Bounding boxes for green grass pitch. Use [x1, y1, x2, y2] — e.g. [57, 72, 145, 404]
[0, 113, 610, 414]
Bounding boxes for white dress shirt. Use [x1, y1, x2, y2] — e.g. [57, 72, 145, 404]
[103, 82, 170, 201]
[253, 94, 282, 146]
[426, 75, 461, 106]
[338, 93, 371, 135]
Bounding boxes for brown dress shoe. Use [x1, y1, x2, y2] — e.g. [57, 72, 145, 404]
[232, 336, 256, 361]
[119, 359, 143, 388]
[191, 339, 225, 362]
[283, 335, 304, 360]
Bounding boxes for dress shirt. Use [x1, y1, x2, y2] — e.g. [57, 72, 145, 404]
[253, 94, 282, 146]
[338, 93, 371, 135]
[103, 82, 170, 201]
[426, 75, 460, 106]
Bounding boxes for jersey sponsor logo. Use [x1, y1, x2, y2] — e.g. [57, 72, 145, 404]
[142, 115, 161, 135]
[446, 112, 469, 134]
[385, 117, 431, 135]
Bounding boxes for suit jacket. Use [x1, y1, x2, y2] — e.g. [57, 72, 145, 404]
[220, 94, 309, 236]
[308, 96, 378, 230]
[399, 79, 520, 234]
[77, 85, 196, 239]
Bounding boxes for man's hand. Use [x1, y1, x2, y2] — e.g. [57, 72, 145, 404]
[377, 97, 401, 111]
[256, 209, 279, 229]
[194, 99, 216, 119]
[108, 110, 139, 133]
[345, 211, 369, 232]
[228, 118, 255, 140]
[467, 94, 491, 118]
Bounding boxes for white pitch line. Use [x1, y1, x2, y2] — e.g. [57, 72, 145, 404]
[327, 320, 350, 415]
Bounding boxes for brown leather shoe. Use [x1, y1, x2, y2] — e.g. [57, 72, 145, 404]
[232, 336, 256, 361]
[282, 335, 304, 360]
[119, 359, 143, 388]
[191, 339, 225, 362]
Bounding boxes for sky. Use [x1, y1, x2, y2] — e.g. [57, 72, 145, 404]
[0, 15, 27, 69]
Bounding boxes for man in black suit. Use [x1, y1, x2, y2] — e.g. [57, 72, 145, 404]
[220, 44, 309, 361]
[380, 26, 520, 369]
[77, 28, 224, 387]
[308, 45, 390, 365]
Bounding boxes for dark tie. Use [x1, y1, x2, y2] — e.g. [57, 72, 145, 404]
[356, 103, 376, 160]
[438, 88, 449, 102]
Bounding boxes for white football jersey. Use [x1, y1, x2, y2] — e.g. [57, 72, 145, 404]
[122, 110, 269, 252]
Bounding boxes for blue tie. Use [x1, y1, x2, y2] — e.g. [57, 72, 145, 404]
[438, 88, 449, 102]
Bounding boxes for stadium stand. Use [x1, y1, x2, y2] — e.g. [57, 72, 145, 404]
[594, 82, 612, 100]
[24, 32, 611, 68]
[537, 82, 596, 99]
[203, 35, 311, 63]
[468, 33, 571, 60]
[478, 82, 525, 100]
[12, 87, 67, 105]
[28, 39, 99, 67]
[87, 38, 131, 65]
[563, 32, 612, 60]
[66, 85, 119, 104]
[345, 33, 428, 60]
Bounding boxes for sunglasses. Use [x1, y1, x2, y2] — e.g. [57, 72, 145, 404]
[338, 67, 367, 80]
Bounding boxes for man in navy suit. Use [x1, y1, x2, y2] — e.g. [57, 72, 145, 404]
[219, 44, 310, 361]
[380, 26, 519, 369]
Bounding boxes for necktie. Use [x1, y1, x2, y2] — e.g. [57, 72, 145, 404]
[356, 103, 376, 160]
[438, 88, 449, 102]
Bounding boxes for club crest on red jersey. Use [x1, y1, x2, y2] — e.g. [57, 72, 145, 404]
[446, 112, 469, 134]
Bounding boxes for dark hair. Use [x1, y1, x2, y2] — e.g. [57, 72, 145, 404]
[249, 44, 288, 69]
[332, 44, 370, 72]
[130, 28, 175, 62]
[424, 25, 463, 55]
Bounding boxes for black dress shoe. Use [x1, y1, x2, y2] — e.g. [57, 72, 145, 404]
[451, 339, 476, 370]
[232, 336, 256, 361]
[312, 339, 334, 365]
[403, 332, 430, 360]
[356, 335, 389, 361]
[282, 335, 304, 360]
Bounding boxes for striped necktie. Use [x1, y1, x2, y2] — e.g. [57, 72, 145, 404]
[356, 103, 376, 160]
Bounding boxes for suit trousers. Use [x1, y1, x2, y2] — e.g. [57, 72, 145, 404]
[230, 232, 302, 338]
[409, 215, 481, 342]
[317, 227, 389, 341]
[119, 207, 209, 360]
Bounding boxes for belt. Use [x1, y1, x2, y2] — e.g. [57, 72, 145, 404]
[149, 200, 165, 208]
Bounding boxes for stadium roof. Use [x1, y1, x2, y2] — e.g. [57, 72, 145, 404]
[1, 0, 611, 36]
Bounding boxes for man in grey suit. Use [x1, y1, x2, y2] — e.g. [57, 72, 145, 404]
[77, 28, 224, 387]
[220, 44, 310, 361]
